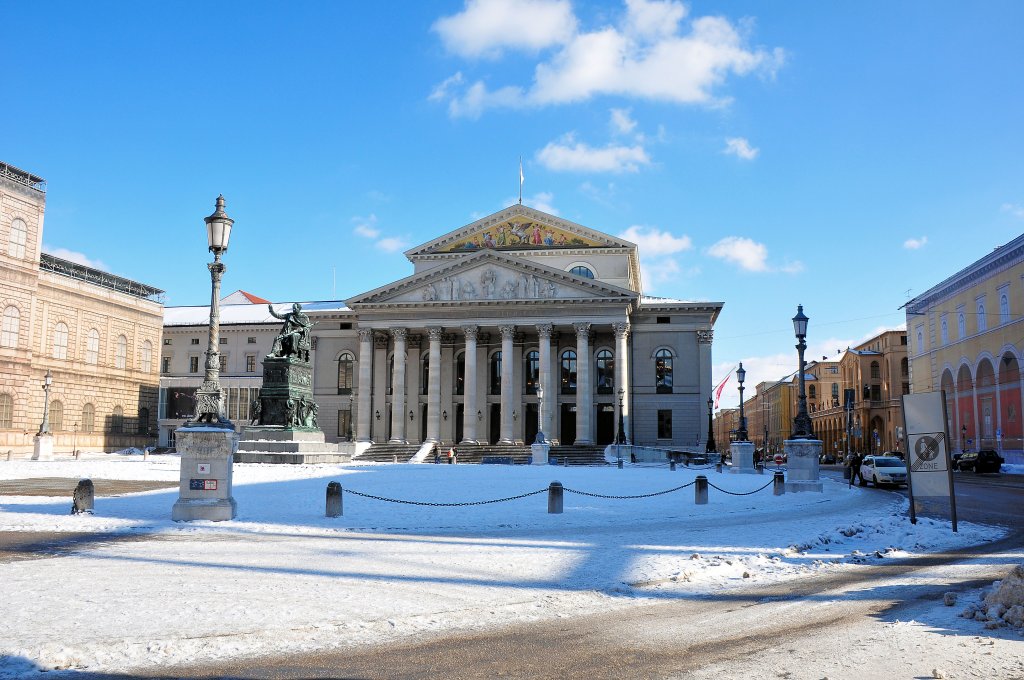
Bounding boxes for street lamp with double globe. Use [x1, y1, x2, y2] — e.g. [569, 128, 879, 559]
[735, 362, 748, 441]
[791, 305, 814, 439]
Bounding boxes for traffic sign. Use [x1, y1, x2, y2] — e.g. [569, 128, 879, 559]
[774, 454, 784, 465]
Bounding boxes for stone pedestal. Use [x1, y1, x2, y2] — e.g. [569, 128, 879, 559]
[172, 426, 238, 521]
[236, 427, 351, 464]
[729, 441, 756, 474]
[531, 442, 550, 465]
[31, 434, 53, 461]
[784, 438, 824, 492]
[254, 356, 317, 430]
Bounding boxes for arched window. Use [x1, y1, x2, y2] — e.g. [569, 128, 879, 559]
[1001, 294, 1011, 323]
[870, 361, 880, 379]
[85, 329, 100, 364]
[53, 322, 69, 359]
[455, 352, 465, 395]
[595, 349, 614, 394]
[50, 400, 63, 431]
[337, 351, 354, 394]
[141, 340, 153, 373]
[82, 403, 95, 433]
[524, 350, 539, 394]
[115, 335, 128, 369]
[560, 350, 577, 394]
[958, 314, 966, 338]
[977, 303, 987, 332]
[1, 306, 19, 348]
[917, 329, 923, 352]
[421, 352, 429, 395]
[832, 383, 839, 400]
[489, 351, 502, 395]
[0, 393, 12, 428]
[138, 407, 150, 435]
[941, 318, 949, 345]
[386, 355, 394, 394]
[8, 218, 27, 259]
[809, 384, 817, 400]
[570, 265, 595, 279]
[111, 406, 124, 433]
[655, 349, 673, 394]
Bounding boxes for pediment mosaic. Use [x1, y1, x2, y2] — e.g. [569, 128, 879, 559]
[388, 264, 566, 303]
[433, 217, 604, 253]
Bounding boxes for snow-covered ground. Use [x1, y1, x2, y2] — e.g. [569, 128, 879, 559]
[0, 454, 1017, 677]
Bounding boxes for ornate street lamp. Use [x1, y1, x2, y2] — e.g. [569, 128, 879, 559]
[536, 382, 546, 443]
[705, 396, 717, 453]
[735, 362, 748, 441]
[37, 370, 53, 435]
[193, 195, 234, 427]
[791, 304, 814, 439]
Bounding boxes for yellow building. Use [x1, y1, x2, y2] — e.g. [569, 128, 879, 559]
[0, 161, 164, 455]
[905, 234, 1024, 464]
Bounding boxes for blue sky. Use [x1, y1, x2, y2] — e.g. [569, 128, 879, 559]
[4, 0, 1023, 408]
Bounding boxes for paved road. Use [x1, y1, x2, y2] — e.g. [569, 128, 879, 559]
[159, 471, 1024, 680]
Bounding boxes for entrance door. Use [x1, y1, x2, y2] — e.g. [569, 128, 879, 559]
[525, 403, 538, 444]
[455, 403, 464, 443]
[596, 404, 614, 444]
[560, 404, 576, 445]
[421, 404, 428, 442]
[489, 403, 501, 444]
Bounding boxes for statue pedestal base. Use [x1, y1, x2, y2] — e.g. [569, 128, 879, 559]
[32, 434, 53, 461]
[531, 442, 550, 465]
[729, 441, 756, 473]
[172, 426, 238, 521]
[784, 438, 824, 492]
[236, 427, 351, 464]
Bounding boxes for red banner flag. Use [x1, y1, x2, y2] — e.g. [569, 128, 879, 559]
[713, 369, 733, 409]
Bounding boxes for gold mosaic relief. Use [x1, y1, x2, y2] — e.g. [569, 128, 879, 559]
[437, 218, 604, 252]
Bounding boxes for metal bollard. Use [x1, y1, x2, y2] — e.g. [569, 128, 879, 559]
[715, 461, 722, 473]
[694, 475, 708, 505]
[74, 449, 81, 460]
[326, 481, 343, 517]
[6, 449, 12, 462]
[670, 460, 676, 471]
[393, 455, 398, 464]
[547, 481, 563, 514]
[72, 479, 95, 515]
[617, 459, 623, 469]
[756, 462, 764, 474]
[562, 456, 567, 467]
[773, 470, 785, 496]
[143, 449, 149, 461]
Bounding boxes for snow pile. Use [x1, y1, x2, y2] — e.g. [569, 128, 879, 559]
[962, 563, 1024, 628]
[1001, 463, 1024, 475]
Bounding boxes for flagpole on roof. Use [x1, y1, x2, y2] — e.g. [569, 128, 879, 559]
[518, 156, 523, 205]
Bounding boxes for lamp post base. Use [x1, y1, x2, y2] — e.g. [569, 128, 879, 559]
[729, 441, 756, 473]
[32, 434, 53, 461]
[171, 425, 238, 521]
[531, 442, 550, 465]
[784, 438, 824, 492]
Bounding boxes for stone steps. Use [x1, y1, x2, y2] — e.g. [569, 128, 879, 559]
[353, 442, 425, 463]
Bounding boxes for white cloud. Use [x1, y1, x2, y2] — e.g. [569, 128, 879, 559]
[618, 225, 692, 254]
[779, 260, 805, 274]
[433, 0, 783, 117]
[723, 136, 759, 160]
[42, 245, 108, 271]
[377, 237, 411, 253]
[610, 108, 637, 135]
[903, 236, 928, 250]
[1001, 203, 1024, 219]
[536, 135, 650, 173]
[524, 192, 558, 214]
[433, 0, 577, 59]
[352, 215, 380, 239]
[707, 236, 770, 272]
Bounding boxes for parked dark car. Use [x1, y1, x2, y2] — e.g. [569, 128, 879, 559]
[955, 449, 1004, 473]
[819, 452, 837, 464]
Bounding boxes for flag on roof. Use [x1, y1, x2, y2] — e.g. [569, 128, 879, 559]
[713, 369, 733, 410]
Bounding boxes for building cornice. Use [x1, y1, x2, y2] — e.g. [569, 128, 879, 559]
[905, 234, 1024, 314]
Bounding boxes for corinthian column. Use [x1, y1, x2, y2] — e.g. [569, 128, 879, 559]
[390, 328, 407, 443]
[356, 328, 374, 442]
[499, 324, 516, 444]
[575, 322, 593, 444]
[612, 322, 630, 444]
[461, 326, 479, 444]
[426, 327, 443, 443]
[536, 323, 553, 440]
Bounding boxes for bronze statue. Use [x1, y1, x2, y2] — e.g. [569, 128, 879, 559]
[268, 303, 314, 360]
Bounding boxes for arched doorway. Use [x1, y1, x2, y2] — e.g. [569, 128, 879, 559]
[977, 358, 996, 448]
[998, 353, 1021, 453]
[956, 364, 974, 451]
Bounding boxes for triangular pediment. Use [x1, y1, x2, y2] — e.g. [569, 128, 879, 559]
[348, 249, 637, 307]
[405, 204, 636, 258]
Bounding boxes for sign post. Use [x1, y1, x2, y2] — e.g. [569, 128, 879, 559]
[901, 390, 957, 532]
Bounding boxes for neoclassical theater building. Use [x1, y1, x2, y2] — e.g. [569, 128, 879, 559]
[159, 205, 722, 450]
[344, 204, 722, 449]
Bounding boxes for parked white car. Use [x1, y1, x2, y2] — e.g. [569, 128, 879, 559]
[858, 455, 908, 487]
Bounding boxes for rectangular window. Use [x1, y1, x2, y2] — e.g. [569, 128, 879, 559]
[656, 316, 671, 324]
[189, 356, 199, 373]
[338, 410, 352, 439]
[902, 382, 910, 395]
[161, 356, 171, 374]
[191, 338, 200, 345]
[220, 337, 228, 345]
[657, 409, 672, 439]
[247, 337, 257, 344]
[246, 354, 256, 372]
[339, 323, 352, 330]
[870, 384, 881, 401]
[900, 335, 908, 345]
[163, 338, 172, 346]
[219, 354, 228, 372]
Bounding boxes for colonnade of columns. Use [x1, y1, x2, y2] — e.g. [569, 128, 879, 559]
[354, 321, 631, 446]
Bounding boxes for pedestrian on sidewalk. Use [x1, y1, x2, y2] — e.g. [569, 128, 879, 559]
[848, 452, 862, 487]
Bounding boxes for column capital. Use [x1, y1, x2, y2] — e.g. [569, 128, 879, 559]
[373, 332, 390, 349]
[358, 328, 375, 342]
[573, 322, 592, 336]
[697, 329, 714, 344]
[427, 327, 444, 342]
[390, 328, 408, 342]
[611, 322, 630, 338]
[462, 325, 479, 341]
[536, 323, 553, 339]
[499, 324, 517, 340]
